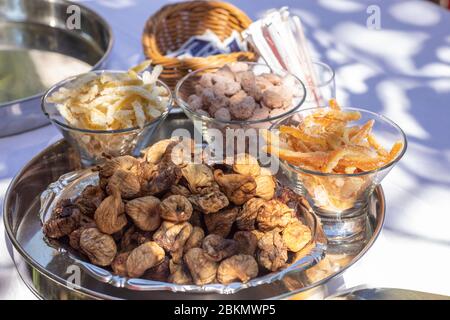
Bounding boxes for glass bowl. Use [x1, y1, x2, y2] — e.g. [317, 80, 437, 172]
[175, 62, 306, 158]
[270, 107, 407, 242]
[42, 70, 172, 167]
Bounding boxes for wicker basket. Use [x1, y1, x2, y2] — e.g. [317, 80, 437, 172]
[142, 0, 256, 88]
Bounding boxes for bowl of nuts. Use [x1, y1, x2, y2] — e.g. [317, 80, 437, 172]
[40, 138, 326, 294]
[175, 62, 306, 153]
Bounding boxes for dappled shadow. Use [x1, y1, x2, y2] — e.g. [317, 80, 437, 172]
[286, 0, 450, 242]
[221, 0, 450, 242]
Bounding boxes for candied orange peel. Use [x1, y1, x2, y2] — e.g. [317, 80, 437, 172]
[264, 99, 404, 174]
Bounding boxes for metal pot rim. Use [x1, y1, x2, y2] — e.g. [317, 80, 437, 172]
[0, 0, 114, 109]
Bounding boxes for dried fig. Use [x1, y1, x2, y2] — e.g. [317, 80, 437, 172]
[126, 241, 165, 278]
[184, 248, 218, 285]
[257, 230, 288, 272]
[168, 260, 193, 285]
[170, 184, 191, 197]
[251, 229, 265, 241]
[214, 169, 256, 205]
[254, 170, 276, 200]
[202, 234, 238, 262]
[188, 186, 229, 214]
[125, 196, 161, 231]
[153, 221, 193, 253]
[107, 168, 141, 199]
[111, 251, 130, 276]
[217, 254, 258, 284]
[94, 189, 127, 235]
[68, 228, 83, 250]
[233, 231, 258, 256]
[204, 207, 238, 238]
[232, 154, 260, 177]
[68, 219, 96, 250]
[143, 256, 170, 282]
[98, 155, 141, 178]
[189, 210, 203, 228]
[282, 221, 312, 252]
[43, 200, 81, 239]
[79, 228, 117, 266]
[142, 139, 175, 164]
[181, 164, 214, 193]
[74, 185, 105, 217]
[184, 226, 205, 252]
[159, 195, 193, 223]
[236, 198, 266, 231]
[120, 226, 137, 252]
[142, 161, 182, 196]
[256, 200, 294, 232]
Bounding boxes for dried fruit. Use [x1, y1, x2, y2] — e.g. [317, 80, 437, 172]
[43, 200, 81, 239]
[153, 221, 192, 254]
[214, 169, 256, 205]
[217, 255, 258, 284]
[142, 139, 174, 164]
[126, 241, 165, 278]
[125, 196, 161, 231]
[236, 198, 266, 231]
[232, 154, 261, 177]
[282, 221, 312, 252]
[98, 155, 140, 178]
[111, 251, 130, 276]
[256, 200, 294, 232]
[229, 90, 256, 120]
[257, 230, 288, 272]
[184, 248, 218, 285]
[184, 226, 205, 252]
[74, 185, 105, 217]
[142, 161, 182, 196]
[94, 189, 127, 234]
[79, 228, 117, 266]
[204, 207, 238, 238]
[202, 234, 238, 262]
[233, 231, 258, 256]
[143, 256, 170, 282]
[107, 169, 141, 199]
[68, 228, 83, 250]
[254, 174, 276, 200]
[170, 184, 191, 197]
[188, 186, 229, 214]
[168, 260, 192, 285]
[181, 164, 214, 193]
[159, 195, 193, 223]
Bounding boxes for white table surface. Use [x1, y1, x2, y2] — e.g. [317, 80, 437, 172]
[1, 0, 449, 299]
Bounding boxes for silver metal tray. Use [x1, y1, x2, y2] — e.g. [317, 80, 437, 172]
[0, 0, 113, 137]
[3, 112, 385, 299]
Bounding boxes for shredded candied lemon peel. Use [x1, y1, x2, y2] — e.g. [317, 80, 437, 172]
[48, 60, 169, 130]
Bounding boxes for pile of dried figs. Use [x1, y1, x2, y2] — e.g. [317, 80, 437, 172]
[43, 139, 313, 285]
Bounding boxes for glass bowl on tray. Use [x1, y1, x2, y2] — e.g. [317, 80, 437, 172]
[268, 106, 407, 243]
[42, 69, 172, 167]
[175, 62, 306, 157]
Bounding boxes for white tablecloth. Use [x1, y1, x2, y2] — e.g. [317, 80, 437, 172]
[1, 0, 449, 299]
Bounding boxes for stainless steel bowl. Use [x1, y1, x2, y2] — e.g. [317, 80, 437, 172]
[0, 0, 113, 137]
